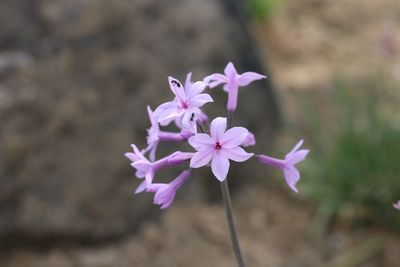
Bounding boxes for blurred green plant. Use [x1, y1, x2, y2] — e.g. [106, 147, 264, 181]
[248, 0, 282, 20]
[300, 81, 400, 231]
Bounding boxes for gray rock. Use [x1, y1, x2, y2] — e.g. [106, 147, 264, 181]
[0, 0, 279, 243]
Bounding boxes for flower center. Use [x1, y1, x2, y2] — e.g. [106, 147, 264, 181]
[215, 142, 222, 150]
[181, 101, 189, 109]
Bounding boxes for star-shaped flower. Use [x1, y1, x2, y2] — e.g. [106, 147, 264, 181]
[204, 62, 266, 112]
[144, 106, 194, 161]
[125, 144, 154, 193]
[258, 140, 309, 193]
[147, 170, 191, 209]
[125, 145, 174, 193]
[154, 76, 213, 133]
[188, 117, 253, 181]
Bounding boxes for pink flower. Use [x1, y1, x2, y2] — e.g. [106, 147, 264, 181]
[154, 76, 213, 133]
[144, 106, 193, 161]
[147, 170, 191, 209]
[125, 145, 174, 193]
[258, 140, 309, 193]
[204, 62, 266, 112]
[125, 145, 154, 193]
[393, 200, 400, 210]
[188, 117, 253, 181]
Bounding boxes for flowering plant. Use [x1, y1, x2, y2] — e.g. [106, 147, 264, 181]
[125, 62, 309, 266]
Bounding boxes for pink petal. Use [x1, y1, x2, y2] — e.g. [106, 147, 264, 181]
[393, 201, 400, 210]
[196, 108, 208, 124]
[220, 127, 248, 148]
[237, 72, 266, 87]
[159, 194, 175, 209]
[288, 149, 309, 165]
[211, 152, 230, 181]
[153, 185, 175, 209]
[210, 117, 227, 141]
[170, 169, 191, 188]
[224, 62, 237, 80]
[145, 172, 154, 184]
[283, 166, 300, 193]
[188, 133, 214, 149]
[131, 160, 152, 172]
[190, 149, 214, 168]
[181, 111, 197, 133]
[125, 152, 138, 162]
[190, 93, 213, 108]
[155, 100, 177, 111]
[209, 80, 224, 88]
[148, 142, 158, 162]
[135, 169, 145, 179]
[172, 117, 183, 128]
[241, 132, 256, 147]
[131, 144, 142, 157]
[160, 109, 184, 122]
[204, 73, 227, 88]
[155, 102, 184, 123]
[186, 81, 206, 99]
[146, 183, 164, 193]
[286, 140, 304, 158]
[135, 180, 148, 194]
[185, 72, 193, 89]
[222, 146, 253, 162]
[159, 116, 177, 127]
[154, 101, 177, 119]
[168, 76, 186, 102]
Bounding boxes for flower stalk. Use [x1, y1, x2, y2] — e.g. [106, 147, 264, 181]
[223, 110, 246, 267]
[221, 178, 246, 267]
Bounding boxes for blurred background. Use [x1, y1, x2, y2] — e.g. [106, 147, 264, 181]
[0, 0, 399, 266]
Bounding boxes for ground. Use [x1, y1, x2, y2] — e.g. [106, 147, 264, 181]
[2, 185, 400, 266]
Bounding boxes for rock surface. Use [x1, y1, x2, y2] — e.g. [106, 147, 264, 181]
[0, 0, 279, 243]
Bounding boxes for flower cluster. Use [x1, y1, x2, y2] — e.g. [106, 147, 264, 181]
[125, 62, 309, 209]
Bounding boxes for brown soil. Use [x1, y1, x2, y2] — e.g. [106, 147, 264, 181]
[2, 185, 399, 267]
[254, 0, 400, 91]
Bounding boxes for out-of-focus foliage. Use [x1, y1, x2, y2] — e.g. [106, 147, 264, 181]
[248, 0, 282, 20]
[301, 81, 400, 230]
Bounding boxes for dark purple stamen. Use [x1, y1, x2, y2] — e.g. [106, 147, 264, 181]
[181, 101, 188, 109]
[215, 142, 222, 150]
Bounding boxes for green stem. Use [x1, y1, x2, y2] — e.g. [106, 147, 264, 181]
[220, 179, 246, 267]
